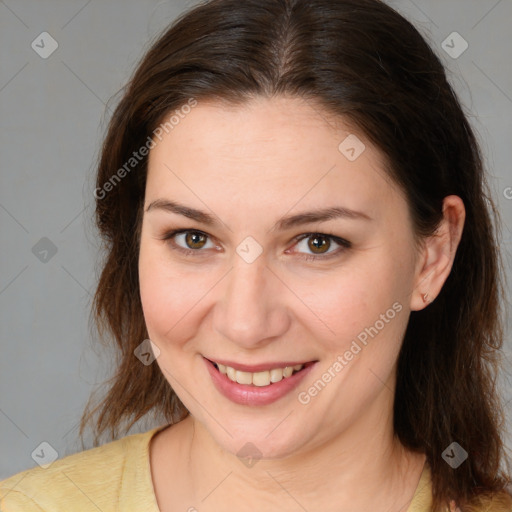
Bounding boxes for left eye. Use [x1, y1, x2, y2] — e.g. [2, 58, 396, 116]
[291, 233, 350, 258]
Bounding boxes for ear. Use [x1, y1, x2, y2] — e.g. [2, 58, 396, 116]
[410, 195, 466, 311]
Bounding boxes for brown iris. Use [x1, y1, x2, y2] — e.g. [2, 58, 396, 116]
[307, 234, 330, 254]
[185, 231, 207, 249]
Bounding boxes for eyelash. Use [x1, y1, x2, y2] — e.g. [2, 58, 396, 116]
[159, 229, 351, 262]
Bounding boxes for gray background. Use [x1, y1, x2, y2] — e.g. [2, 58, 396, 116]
[1, 0, 511, 478]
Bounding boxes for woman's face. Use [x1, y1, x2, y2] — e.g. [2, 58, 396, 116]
[138, 96, 422, 459]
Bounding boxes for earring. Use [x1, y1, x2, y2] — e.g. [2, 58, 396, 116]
[423, 292, 433, 304]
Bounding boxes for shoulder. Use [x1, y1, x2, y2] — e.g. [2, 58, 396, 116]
[418, 462, 512, 512]
[0, 426, 165, 512]
[461, 490, 512, 512]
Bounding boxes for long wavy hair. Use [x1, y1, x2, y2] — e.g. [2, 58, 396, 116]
[80, 0, 512, 510]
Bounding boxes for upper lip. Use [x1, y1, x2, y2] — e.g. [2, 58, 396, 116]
[205, 357, 317, 373]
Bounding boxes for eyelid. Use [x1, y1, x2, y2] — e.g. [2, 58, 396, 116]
[159, 228, 351, 260]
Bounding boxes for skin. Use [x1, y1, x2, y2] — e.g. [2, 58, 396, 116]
[138, 95, 465, 512]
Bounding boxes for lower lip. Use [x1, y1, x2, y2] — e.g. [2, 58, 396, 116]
[204, 358, 316, 406]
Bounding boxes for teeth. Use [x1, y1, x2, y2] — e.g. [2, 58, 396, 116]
[252, 371, 271, 386]
[226, 366, 236, 381]
[283, 366, 293, 378]
[215, 362, 305, 386]
[269, 368, 283, 383]
[236, 371, 253, 385]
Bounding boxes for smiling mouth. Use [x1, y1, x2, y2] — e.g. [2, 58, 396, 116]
[208, 359, 315, 387]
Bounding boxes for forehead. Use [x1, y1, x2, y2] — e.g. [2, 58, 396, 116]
[145, 96, 404, 222]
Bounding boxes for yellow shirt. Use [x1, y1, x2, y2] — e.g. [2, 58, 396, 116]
[0, 425, 442, 511]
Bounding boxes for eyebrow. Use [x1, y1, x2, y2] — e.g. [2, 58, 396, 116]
[145, 199, 372, 231]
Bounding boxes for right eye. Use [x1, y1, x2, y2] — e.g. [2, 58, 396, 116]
[160, 229, 220, 256]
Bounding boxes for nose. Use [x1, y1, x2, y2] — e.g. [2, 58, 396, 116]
[212, 254, 291, 349]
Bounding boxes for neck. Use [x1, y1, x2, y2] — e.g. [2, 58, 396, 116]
[181, 387, 426, 511]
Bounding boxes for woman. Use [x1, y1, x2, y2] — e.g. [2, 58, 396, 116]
[1, 0, 511, 510]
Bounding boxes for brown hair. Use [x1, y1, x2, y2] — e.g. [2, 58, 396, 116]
[80, 0, 512, 510]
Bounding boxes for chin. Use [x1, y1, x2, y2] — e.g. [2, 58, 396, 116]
[201, 416, 313, 462]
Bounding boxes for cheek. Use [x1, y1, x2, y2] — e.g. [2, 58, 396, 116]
[293, 255, 410, 355]
[138, 242, 203, 347]
[296, 267, 371, 327]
